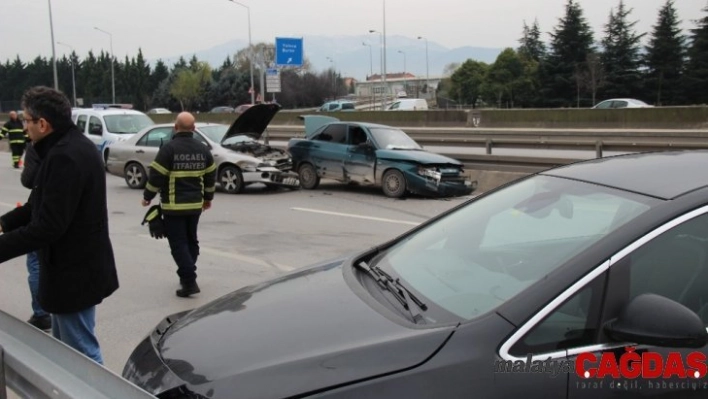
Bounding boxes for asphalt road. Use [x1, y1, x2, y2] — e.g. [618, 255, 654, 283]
[0, 151, 471, 376]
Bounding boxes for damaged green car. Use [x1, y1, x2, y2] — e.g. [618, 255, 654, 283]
[287, 116, 477, 198]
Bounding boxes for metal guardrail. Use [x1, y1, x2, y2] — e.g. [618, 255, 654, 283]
[264, 125, 708, 172]
[0, 310, 155, 399]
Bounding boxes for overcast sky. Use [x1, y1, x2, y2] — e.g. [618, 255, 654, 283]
[1, 0, 704, 64]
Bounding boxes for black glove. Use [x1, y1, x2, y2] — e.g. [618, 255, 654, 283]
[141, 205, 166, 239]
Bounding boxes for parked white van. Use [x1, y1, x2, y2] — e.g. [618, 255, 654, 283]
[72, 107, 155, 163]
[387, 98, 428, 111]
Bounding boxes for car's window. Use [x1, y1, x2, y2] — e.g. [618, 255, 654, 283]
[389, 102, 400, 110]
[509, 275, 605, 356]
[137, 127, 173, 147]
[198, 125, 230, 143]
[628, 99, 649, 107]
[313, 124, 347, 144]
[88, 116, 103, 136]
[617, 212, 708, 327]
[348, 126, 368, 145]
[328, 103, 339, 111]
[341, 102, 355, 110]
[594, 101, 612, 109]
[612, 101, 628, 108]
[372, 175, 656, 322]
[104, 114, 154, 134]
[76, 115, 87, 132]
[368, 127, 421, 150]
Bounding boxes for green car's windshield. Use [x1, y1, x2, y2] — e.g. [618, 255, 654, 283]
[369, 127, 422, 150]
[372, 175, 656, 322]
[104, 114, 154, 134]
[199, 125, 230, 142]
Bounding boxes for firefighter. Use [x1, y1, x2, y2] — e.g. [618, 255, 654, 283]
[1, 111, 26, 168]
[141, 112, 216, 297]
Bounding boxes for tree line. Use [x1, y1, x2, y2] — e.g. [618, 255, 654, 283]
[442, 0, 708, 108]
[0, 43, 343, 112]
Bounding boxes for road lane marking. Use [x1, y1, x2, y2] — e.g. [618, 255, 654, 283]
[138, 234, 294, 272]
[291, 207, 421, 226]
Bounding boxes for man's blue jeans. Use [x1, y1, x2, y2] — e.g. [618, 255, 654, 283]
[26, 251, 48, 317]
[52, 306, 103, 364]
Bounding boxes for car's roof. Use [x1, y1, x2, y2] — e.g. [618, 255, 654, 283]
[145, 122, 226, 129]
[73, 108, 146, 116]
[543, 150, 708, 200]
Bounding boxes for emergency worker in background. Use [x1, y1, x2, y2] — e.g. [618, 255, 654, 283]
[1, 111, 26, 168]
[142, 112, 216, 297]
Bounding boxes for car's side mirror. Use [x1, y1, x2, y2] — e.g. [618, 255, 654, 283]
[604, 293, 708, 348]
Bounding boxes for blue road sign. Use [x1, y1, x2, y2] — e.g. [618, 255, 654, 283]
[275, 37, 303, 67]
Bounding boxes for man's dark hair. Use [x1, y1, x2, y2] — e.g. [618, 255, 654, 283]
[21, 86, 72, 131]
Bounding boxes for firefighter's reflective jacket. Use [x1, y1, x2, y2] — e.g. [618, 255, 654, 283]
[143, 131, 216, 215]
[1, 119, 25, 144]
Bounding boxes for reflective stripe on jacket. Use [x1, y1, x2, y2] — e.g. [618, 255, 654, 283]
[1, 119, 25, 144]
[143, 132, 216, 215]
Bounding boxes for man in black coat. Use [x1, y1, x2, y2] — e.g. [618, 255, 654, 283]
[0, 86, 119, 364]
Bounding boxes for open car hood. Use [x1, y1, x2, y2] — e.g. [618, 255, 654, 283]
[299, 114, 340, 138]
[222, 103, 281, 142]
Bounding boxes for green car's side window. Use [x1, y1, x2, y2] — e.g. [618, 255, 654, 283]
[313, 124, 347, 144]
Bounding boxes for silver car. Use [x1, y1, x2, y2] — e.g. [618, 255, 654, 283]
[105, 104, 299, 193]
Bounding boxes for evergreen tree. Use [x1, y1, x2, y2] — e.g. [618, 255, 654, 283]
[685, 3, 708, 104]
[600, 1, 644, 100]
[132, 49, 152, 110]
[644, 0, 686, 105]
[518, 19, 546, 62]
[540, 0, 595, 107]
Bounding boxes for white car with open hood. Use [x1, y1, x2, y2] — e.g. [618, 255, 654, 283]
[105, 103, 299, 193]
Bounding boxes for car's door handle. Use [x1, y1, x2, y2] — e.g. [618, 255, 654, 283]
[136, 149, 144, 154]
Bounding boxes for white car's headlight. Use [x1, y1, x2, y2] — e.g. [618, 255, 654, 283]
[241, 163, 258, 172]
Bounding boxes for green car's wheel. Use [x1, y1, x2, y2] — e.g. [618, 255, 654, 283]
[382, 169, 407, 198]
[298, 163, 320, 190]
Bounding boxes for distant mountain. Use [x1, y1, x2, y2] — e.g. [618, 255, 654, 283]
[149, 35, 503, 81]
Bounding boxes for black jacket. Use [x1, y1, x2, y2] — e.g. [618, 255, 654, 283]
[21, 143, 40, 189]
[0, 125, 119, 314]
[143, 132, 216, 215]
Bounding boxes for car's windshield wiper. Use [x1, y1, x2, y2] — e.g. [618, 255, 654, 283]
[355, 260, 427, 324]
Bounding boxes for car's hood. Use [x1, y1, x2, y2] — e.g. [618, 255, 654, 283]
[222, 103, 281, 142]
[299, 114, 340, 138]
[154, 260, 454, 398]
[376, 149, 464, 166]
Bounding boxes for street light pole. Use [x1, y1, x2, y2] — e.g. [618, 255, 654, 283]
[417, 36, 429, 99]
[228, 0, 255, 105]
[398, 50, 406, 96]
[326, 57, 336, 100]
[363, 42, 374, 109]
[362, 42, 373, 78]
[369, 30, 384, 109]
[57, 41, 77, 107]
[47, 0, 58, 90]
[382, 0, 387, 108]
[94, 27, 115, 104]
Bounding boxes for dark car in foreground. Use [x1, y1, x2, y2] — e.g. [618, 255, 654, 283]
[287, 116, 476, 198]
[124, 150, 708, 399]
